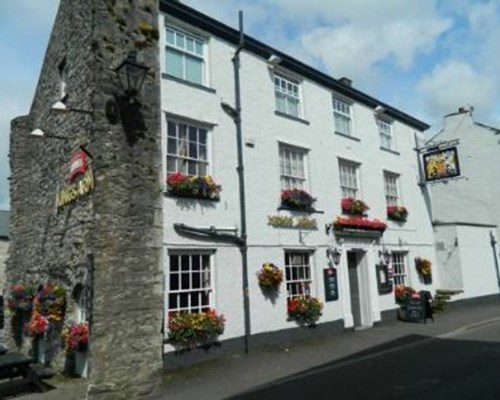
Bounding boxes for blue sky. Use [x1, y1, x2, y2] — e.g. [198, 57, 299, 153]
[1, 0, 500, 210]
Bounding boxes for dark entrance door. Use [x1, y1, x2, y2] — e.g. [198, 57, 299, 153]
[347, 251, 361, 327]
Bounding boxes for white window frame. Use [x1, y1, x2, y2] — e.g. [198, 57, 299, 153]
[285, 251, 313, 301]
[166, 118, 210, 176]
[384, 171, 400, 206]
[279, 143, 308, 190]
[339, 159, 360, 199]
[333, 97, 352, 136]
[165, 25, 206, 85]
[274, 73, 302, 118]
[166, 251, 214, 314]
[392, 252, 408, 286]
[378, 119, 393, 150]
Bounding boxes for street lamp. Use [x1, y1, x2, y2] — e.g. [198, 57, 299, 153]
[114, 51, 149, 100]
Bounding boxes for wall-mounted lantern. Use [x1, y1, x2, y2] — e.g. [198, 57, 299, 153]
[327, 247, 342, 266]
[114, 51, 149, 101]
[379, 248, 391, 265]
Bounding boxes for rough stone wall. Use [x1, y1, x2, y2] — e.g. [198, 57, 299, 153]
[0, 240, 7, 293]
[8, 0, 163, 398]
[87, 0, 163, 398]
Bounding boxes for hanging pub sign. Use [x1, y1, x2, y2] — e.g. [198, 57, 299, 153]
[423, 146, 460, 182]
[56, 150, 94, 208]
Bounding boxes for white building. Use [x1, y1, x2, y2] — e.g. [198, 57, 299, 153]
[427, 107, 500, 300]
[160, 1, 439, 352]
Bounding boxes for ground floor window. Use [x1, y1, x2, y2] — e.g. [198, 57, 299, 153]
[167, 252, 212, 313]
[392, 252, 407, 285]
[285, 251, 312, 300]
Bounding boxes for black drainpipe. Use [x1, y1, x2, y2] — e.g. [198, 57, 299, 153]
[232, 11, 251, 354]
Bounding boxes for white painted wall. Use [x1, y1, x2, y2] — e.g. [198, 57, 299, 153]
[434, 225, 463, 291]
[159, 13, 438, 347]
[429, 111, 500, 234]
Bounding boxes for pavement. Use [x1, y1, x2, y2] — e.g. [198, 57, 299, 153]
[12, 295, 500, 399]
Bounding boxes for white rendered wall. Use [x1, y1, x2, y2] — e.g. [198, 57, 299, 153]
[159, 14, 438, 346]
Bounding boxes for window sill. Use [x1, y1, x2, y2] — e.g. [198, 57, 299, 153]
[335, 131, 361, 142]
[380, 147, 400, 156]
[274, 111, 310, 125]
[162, 73, 216, 94]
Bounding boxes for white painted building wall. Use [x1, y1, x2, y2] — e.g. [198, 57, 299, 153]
[159, 10, 438, 348]
[429, 110, 500, 299]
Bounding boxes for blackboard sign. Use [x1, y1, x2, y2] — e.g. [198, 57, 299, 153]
[403, 296, 425, 323]
[323, 268, 339, 302]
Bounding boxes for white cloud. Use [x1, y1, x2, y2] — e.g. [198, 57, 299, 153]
[417, 60, 497, 119]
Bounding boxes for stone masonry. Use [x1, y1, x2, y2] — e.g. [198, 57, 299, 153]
[8, 1, 163, 398]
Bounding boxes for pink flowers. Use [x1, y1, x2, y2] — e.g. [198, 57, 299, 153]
[281, 189, 316, 211]
[341, 197, 369, 216]
[334, 216, 387, 232]
[166, 172, 221, 200]
[62, 322, 89, 352]
[26, 314, 49, 337]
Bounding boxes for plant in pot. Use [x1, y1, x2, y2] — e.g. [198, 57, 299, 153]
[280, 189, 316, 211]
[257, 262, 283, 290]
[415, 257, 432, 284]
[166, 172, 221, 200]
[168, 309, 225, 350]
[387, 205, 408, 222]
[341, 197, 369, 216]
[62, 322, 90, 377]
[287, 296, 323, 326]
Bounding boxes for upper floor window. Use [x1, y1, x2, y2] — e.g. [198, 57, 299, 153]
[166, 119, 209, 176]
[339, 159, 359, 198]
[384, 171, 399, 206]
[279, 144, 307, 190]
[378, 119, 393, 150]
[333, 98, 352, 136]
[274, 74, 301, 118]
[167, 252, 212, 314]
[165, 26, 205, 85]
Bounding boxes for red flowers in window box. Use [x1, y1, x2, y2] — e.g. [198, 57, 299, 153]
[387, 205, 408, 222]
[287, 296, 323, 326]
[333, 216, 387, 232]
[166, 172, 221, 200]
[281, 189, 316, 211]
[341, 197, 369, 216]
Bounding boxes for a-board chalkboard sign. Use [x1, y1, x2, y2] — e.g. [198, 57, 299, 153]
[403, 296, 426, 323]
[323, 268, 339, 302]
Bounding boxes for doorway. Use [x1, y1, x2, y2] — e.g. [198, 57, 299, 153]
[347, 250, 371, 327]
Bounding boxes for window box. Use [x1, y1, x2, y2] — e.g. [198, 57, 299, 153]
[166, 173, 221, 200]
[341, 197, 369, 216]
[167, 309, 225, 350]
[387, 205, 408, 222]
[281, 189, 316, 212]
[333, 216, 387, 233]
[287, 296, 323, 326]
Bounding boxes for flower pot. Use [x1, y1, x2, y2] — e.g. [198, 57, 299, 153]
[423, 274, 432, 285]
[74, 351, 88, 378]
[34, 336, 49, 364]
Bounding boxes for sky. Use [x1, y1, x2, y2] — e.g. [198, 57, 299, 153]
[1, 0, 500, 210]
